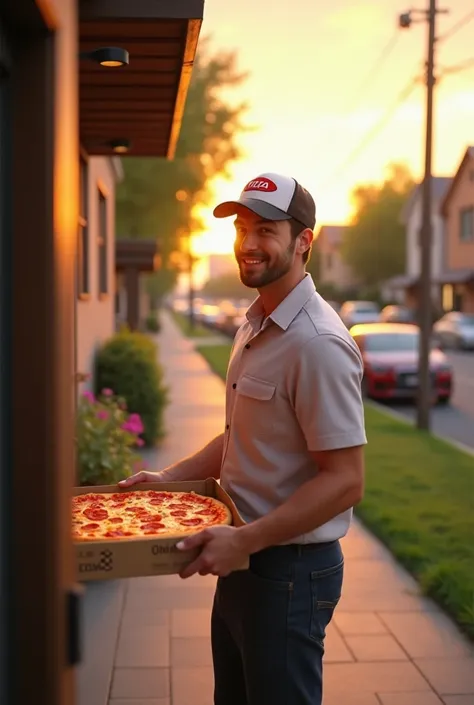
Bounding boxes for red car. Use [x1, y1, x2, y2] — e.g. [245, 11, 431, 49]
[350, 323, 453, 404]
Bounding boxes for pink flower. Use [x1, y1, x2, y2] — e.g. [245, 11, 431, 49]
[101, 388, 113, 397]
[82, 390, 95, 403]
[136, 437, 144, 447]
[96, 410, 109, 420]
[122, 413, 144, 435]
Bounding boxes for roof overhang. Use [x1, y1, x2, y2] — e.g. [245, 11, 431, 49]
[79, 0, 204, 158]
[116, 239, 161, 272]
[435, 269, 474, 285]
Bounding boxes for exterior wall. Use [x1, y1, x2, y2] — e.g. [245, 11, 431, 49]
[76, 157, 117, 383]
[445, 153, 474, 271]
[317, 233, 358, 289]
[405, 197, 444, 306]
[405, 198, 445, 280]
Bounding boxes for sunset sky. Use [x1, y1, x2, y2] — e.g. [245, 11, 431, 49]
[189, 0, 474, 262]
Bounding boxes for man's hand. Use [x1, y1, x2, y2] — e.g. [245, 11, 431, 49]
[118, 469, 173, 487]
[177, 526, 250, 579]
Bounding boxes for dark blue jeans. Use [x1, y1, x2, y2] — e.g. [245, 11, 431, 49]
[211, 540, 344, 705]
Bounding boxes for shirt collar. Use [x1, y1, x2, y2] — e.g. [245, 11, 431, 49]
[245, 273, 316, 332]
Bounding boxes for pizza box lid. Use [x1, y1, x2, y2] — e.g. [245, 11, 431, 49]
[73, 478, 249, 581]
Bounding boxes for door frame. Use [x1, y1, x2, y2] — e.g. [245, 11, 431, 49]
[6, 1, 79, 703]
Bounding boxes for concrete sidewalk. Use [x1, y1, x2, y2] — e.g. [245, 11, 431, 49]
[107, 311, 474, 705]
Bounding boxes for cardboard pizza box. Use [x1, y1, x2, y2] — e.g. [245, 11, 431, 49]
[73, 478, 248, 582]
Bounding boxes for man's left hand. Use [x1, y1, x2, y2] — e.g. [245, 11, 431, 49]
[177, 526, 249, 579]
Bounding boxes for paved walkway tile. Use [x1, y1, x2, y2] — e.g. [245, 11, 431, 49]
[344, 634, 408, 661]
[105, 312, 474, 705]
[110, 667, 169, 699]
[378, 694, 443, 705]
[171, 666, 213, 705]
[414, 658, 474, 695]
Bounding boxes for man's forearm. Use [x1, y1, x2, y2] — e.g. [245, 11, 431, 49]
[161, 433, 225, 481]
[238, 463, 363, 554]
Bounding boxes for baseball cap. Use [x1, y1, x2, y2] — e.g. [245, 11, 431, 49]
[213, 172, 316, 230]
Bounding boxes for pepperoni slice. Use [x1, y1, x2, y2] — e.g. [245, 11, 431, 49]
[141, 522, 165, 531]
[104, 529, 133, 538]
[82, 523, 100, 530]
[109, 493, 131, 501]
[109, 517, 123, 524]
[170, 510, 187, 517]
[196, 509, 215, 516]
[83, 508, 108, 521]
[179, 517, 204, 526]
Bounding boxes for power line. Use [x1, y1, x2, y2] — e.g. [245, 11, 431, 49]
[439, 55, 474, 77]
[342, 32, 401, 115]
[319, 73, 421, 191]
[438, 9, 474, 42]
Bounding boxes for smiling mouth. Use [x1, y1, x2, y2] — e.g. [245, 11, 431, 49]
[240, 258, 266, 265]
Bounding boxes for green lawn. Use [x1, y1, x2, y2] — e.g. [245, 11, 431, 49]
[196, 342, 474, 639]
[170, 310, 213, 338]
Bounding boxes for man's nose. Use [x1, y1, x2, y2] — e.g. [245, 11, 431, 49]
[239, 233, 259, 252]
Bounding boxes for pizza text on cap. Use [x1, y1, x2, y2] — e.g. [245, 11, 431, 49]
[243, 178, 278, 193]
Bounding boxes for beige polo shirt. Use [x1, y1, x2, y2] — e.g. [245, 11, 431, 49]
[220, 273, 367, 544]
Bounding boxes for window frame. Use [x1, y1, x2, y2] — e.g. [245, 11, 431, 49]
[97, 181, 109, 298]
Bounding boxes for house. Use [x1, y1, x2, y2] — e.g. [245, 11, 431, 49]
[76, 155, 124, 381]
[314, 225, 358, 291]
[395, 175, 452, 310]
[0, 1, 203, 701]
[439, 146, 474, 313]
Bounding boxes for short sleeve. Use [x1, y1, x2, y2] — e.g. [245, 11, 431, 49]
[290, 334, 367, 452]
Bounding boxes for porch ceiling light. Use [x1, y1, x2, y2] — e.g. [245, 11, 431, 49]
[110, 139, 131, 154]
[79, 47, 129, 67]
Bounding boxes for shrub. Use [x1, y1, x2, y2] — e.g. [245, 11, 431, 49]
[94, 328, 168, 446]
[76, 388, 147, 486]
[145, 313, 160, 333]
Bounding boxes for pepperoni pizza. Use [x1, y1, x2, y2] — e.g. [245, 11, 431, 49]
[72, 489, 232, 541]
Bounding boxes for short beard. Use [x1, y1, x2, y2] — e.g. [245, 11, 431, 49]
[236, 239, 296, 289]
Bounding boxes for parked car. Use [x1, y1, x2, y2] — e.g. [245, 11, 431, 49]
[350, 322, 452, 404]
[340, 300, 380, 328]
[380, 305, 416, 324]
[432, 311, 474, 350]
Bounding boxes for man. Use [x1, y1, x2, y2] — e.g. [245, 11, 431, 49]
[119, 172, 367, 705]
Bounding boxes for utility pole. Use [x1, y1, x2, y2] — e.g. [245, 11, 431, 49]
[399, 1, 448, 430]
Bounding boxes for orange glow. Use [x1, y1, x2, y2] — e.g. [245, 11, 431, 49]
[190, 0, 474, 258]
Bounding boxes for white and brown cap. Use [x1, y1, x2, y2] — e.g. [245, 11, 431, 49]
[213, 172, 316, 230]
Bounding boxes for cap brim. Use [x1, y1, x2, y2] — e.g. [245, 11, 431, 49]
[213, 197, 291, 222]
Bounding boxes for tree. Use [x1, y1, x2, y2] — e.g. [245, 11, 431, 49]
[116, 37, 250, 247]
[200, 272, 251, 300]
[341, 163, 414, 287]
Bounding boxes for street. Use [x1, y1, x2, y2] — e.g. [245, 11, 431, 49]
[390, 351, 474, 449]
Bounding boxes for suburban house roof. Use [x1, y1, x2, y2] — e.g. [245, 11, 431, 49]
[79, 0, 204, 158]
[315, 225, 348, 248]
[399, 176, 452, 225]
[440, 146, 474, 217]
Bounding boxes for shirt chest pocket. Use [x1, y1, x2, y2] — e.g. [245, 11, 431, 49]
[237, 375, 276, 402]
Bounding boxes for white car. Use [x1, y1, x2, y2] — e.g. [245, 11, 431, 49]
[433, 312, 474, 350]
[340, 300, 381, 329]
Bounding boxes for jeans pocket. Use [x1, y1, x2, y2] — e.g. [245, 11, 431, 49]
[309, 558, 344, 644]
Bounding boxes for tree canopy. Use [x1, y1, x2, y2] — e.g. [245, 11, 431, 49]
[116, 38, 250, 248]
[341, 163, 414, 287]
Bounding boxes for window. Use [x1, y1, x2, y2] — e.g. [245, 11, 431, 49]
[98, 188, 108, 295]
[77, 157, 89, 297]
[459, 207, 474, 243]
